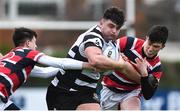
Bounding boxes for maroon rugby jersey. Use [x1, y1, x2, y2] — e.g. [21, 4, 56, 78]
[102, 36, 162, 92]
[0, 47, 44, 98]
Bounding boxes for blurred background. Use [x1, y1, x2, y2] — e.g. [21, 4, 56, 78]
[0, 0, 180, 110]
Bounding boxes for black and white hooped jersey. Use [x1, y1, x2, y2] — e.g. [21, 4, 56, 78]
[51, 25, 117, 93]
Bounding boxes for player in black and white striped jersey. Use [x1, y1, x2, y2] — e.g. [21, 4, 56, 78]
[46, 7, 138, 110]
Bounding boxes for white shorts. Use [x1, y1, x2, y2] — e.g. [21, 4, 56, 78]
[100, 86, 141, 110]
[0, 99, 13, 110]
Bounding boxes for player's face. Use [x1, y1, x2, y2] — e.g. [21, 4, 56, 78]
[27, 36, 37, 50]
[100, 19, 121, 41]
[143, 38, 164, 58]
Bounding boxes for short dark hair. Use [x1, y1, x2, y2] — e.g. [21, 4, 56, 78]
[147, 25, 168, 45]
[13, 27, 37, 47]
[103, 6, 125, 28]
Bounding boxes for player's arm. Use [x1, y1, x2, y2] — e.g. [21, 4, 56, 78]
[134, 57, 159, 100]
[30, 66, 64, 78]
[81, 34, 124, 71]
[141, 74, 159, 100]
[114, 53, 141, 84]
[115, 37, 141, 83]
[120, 62, 141, 84]
[85, 46, 124, 71]
[37, 55, 94, 70]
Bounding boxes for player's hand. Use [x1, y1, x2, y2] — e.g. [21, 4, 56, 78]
[131, 57, 148, 77]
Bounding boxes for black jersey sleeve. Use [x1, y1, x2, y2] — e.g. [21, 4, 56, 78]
[141, 74, 159, 100]
[83, 35, 104, 50]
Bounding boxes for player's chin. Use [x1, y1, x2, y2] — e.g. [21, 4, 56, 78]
[147, 54, 155, 58]
[106, 37, 114, 41]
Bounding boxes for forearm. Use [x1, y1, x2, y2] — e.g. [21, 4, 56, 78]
[30, 66, 63, 78]
[141, 74, 159, 100]
[38, 55, 83, 69]
[91, 55, 123, 70]
[119, 62, 141, 84]
[38, 55, 94, 70]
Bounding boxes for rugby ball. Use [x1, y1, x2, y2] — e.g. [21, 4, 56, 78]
[102, 42, 119, 75]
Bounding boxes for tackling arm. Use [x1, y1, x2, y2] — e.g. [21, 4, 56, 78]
[85, 46, 124, 71]
[119, 61, 141, 84]
[30, 66, 64, 78]
[37, 55, 93, 70]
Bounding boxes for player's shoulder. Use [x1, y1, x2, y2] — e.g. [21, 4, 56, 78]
[84, 26, 103, 39]
[82, 26, 106, 47]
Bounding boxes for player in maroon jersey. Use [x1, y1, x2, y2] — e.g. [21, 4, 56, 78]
[0, 27, 94, 110]
[100, 25, 169, 110]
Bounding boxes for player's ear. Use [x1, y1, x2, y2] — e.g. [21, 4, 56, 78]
[25, 40, 30, 47]
[161, 44, 165, 49]
[100, 18, 105, 26]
